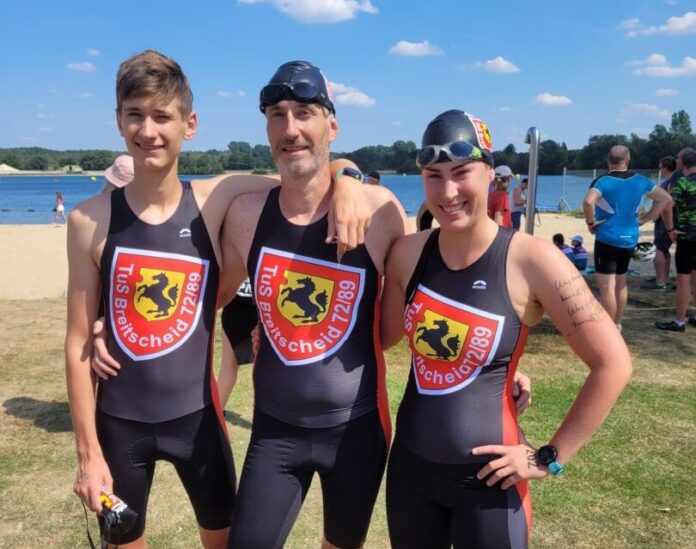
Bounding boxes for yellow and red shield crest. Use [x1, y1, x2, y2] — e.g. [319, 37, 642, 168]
[471, 116, 493, 152]
[109, 247, 209, 361]
[254, 247, 364, 365]
[404, 285, 504, 395]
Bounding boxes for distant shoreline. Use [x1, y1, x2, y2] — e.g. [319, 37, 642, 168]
[0, 169, 265, 177]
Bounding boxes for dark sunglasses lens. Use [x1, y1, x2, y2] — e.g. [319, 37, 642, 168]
[290, 81, 319, 101]
[417, 147, 437, 167]
[260, 84, 285, 105]
[448, 141, 477, 160]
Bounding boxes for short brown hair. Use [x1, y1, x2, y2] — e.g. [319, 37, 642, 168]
[659, 156, 677, 172]
[116, 49, 193, 116]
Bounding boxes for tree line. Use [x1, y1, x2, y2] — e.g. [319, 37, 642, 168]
[1, 110, 693, 176]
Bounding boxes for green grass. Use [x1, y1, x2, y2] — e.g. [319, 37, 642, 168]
[0, 284, 694, 548]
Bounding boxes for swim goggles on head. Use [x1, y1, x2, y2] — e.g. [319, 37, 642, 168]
[416, 141, 486, 168]
[259, 82, 335, 114]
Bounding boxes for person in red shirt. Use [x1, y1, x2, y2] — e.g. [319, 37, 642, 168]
[488, 165, 512, 228]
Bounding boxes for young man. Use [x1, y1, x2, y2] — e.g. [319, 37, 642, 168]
[656, 148, 696, 332]
[583, 145, 672, 332]
[66, 50, 367, 549]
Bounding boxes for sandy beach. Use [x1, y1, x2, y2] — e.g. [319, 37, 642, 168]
[2, 214, 658, 300]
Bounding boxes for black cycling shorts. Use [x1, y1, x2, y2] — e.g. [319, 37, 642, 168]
[227, 408, 387, 549]
[675, 239, 696, 274]
[96, 405, 236, 544]
[386, 440, 530, 549]
[654, 225, 673, 256]
[594, 240, 634, 275]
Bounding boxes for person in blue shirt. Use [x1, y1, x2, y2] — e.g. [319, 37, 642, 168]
[583, 145, 672, 333]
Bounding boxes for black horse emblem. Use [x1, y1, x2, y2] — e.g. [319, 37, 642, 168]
[416, 319, 461, 360]
[136, 272, 180, 318]
[280, 276, 328, 324]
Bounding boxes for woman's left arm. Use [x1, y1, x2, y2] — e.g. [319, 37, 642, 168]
[473, 238, 631, 488]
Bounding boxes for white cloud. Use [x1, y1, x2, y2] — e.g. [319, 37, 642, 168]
[665, 0, 678, 5]
[86, 48, 101, 57]
[627, 11, 696, 36]
[39, 127, 54, 133]
[535, 92, 572, 106]
[627, 53, 668, 66]
[499, 106, 513, 112]
[237, 0, 377, 23]
[618, 18, 641, 30]
[21, 137, 38, 143]
[389, 40, 443, 56]
[631, 55, 696, 77]
[67, 61, 95, 72]
[617, 103, 670, 123]
[656, 88, 679, 96]
[392, 121, 401, 127]
[217, 90, 232, 98]
[37, 112, 48, 119]
[330, 81, 375, 107]
[630, 127, 652, 137]
[238, 90, 247, 98]
[74, 92, 93, 99]
[475, 56, 520, 73]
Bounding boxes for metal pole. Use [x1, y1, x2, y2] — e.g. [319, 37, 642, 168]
[524, 127, 540, 235]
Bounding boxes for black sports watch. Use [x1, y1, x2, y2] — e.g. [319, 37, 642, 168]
[335, 167, 365, 183]
[536, 445, 565, 476]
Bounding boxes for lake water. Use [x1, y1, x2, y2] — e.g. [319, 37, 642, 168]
[0, 172, 652, 224]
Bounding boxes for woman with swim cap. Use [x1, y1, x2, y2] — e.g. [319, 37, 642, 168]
[381, 110, 631, 548]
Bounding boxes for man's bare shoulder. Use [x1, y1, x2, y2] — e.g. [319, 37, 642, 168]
[191, 174, 279, 201]
[69, 192, 111, 229]
[361, 183, 399, 212]
[226, 189, 271, 228]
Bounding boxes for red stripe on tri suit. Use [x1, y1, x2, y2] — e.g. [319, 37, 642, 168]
[372, 277, 393, 447]
[502, 324, 532, 541]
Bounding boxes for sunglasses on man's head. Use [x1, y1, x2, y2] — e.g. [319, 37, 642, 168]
[259, 82, 334, 114]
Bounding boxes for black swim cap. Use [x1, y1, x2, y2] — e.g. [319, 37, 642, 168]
[420, 110, 494, 164]
[260, 60, 335, 114]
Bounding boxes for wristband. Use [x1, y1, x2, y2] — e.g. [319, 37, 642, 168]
[586, 220, 595, 226]
[666, 227, 675, 232]
[335, 167, 364, 183]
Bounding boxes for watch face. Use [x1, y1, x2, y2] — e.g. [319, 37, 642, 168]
[537, 445, 557, 465]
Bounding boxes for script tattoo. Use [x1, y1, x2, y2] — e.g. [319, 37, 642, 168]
[526, 448, 538, 470]
[554, 274, 602, 331]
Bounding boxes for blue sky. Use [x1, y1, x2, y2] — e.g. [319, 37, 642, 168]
[1, 0, 694, 154]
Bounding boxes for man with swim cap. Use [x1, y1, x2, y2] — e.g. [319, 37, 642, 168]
[582, 145, 672, 332]
[381, 109, 631, 548]
[211, 59, 408, 549]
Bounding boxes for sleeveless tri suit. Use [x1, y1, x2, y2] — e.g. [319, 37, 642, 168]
[386, 228, 532, 549]
[96, 182, 235, 543]
[227, 187, 390, 549]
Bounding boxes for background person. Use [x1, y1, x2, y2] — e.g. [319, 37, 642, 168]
[655, 148, 696, 332]
[366, 170, 381, 185]
[381, 109, 631, 549]
[570, 234, 588, 271]
[553, 233, 576, 264]
[583, 145, 672, 333]
[488, 165, 512, 228]
[642, 155, 678, 290]
[53, 191, 66, 224]
[511, 177, 528, 230]
[102, 154, 135, 193]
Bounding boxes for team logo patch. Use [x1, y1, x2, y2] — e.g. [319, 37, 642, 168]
[109, 247, 209, 361]
[404, 285, 504, 395]
[470, 116, 493, 152]
[254, 247, 364, 366]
